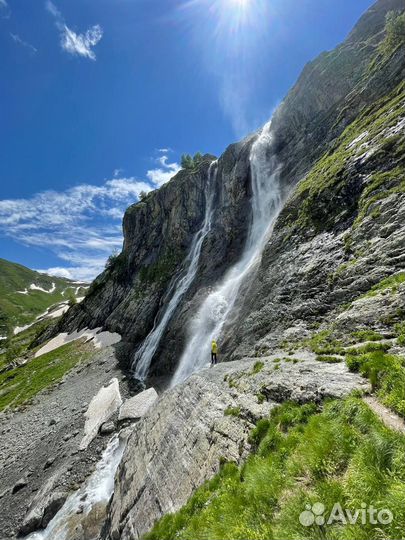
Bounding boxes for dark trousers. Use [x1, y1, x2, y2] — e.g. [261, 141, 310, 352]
[211, 352, 217, 365]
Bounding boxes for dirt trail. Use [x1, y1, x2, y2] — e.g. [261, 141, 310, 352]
[363, 396, 405, 433]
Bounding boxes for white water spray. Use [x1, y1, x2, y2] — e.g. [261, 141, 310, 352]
[172, 121, 282, 386]
[132, 161, 218, 380]
[26, 435, 125, 540]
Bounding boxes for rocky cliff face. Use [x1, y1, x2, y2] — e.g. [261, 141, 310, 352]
[48, 0, 404, 384]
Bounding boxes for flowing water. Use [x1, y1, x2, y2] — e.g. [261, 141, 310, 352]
[172, 121, 282, 386]
[132, 161, 218, 380]
[27, 435, 125, 540]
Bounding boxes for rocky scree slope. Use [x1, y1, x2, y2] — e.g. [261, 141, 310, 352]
[46, 0, 405, 382]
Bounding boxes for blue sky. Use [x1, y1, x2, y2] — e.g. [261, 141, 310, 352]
[0, 0, 375, 281]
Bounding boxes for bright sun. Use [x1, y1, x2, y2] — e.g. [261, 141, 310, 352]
[230, 0, 250, 7]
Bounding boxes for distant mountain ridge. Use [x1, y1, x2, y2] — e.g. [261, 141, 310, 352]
[0, 258, 88, 337]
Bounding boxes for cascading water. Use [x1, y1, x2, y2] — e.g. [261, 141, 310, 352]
[132, 161, 218, 380]
[172, 121, 282, 386]
[26, 434, 125, 540]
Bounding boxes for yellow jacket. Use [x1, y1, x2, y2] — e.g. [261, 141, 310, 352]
[211, 341, 218, 354]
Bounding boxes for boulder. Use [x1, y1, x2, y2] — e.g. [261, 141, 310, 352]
[118, 388, 158, 421]
[100, 421, 116, 435]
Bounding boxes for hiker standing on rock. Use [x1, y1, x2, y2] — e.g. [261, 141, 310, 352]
[211, 339, 218, 365]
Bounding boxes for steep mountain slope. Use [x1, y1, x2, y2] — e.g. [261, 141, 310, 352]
[0, 2, 404, 540]
[0, 258, 87, 337]
[49, 0, 405, 383]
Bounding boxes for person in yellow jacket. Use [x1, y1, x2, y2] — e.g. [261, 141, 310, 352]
[211, 339, 218, 365]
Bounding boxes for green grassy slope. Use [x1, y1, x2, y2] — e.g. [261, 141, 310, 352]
[0, 258, 87, 336]
[145, 398, 405, 540]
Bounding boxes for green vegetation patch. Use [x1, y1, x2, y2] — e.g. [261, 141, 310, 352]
[139, 250, 184, 286]
[305, 330, 345, 355]
[0, 340, 92, 411]
[360, 272, 405, 299]
[316, 355, 343, 364]
[0, 258, 80, 334]
[0, 318, 55, 372]
[224, 406, 241, 417]
[144, 398, 405, 540]
[351, 329, 384, 343]
[287, 81, 405, 233]
[346, 349, 405, 418]
[252, 361, 264, 374]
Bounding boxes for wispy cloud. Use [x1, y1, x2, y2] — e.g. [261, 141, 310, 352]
[0, 0, 10, 18]
[113, 168, 124, 178]
[46, 0, 103, 60]
[0, 177, 151, 281]
[10, 33, 38, 55]
[147, 154, 180, 187]
[0, 153, 180, 281]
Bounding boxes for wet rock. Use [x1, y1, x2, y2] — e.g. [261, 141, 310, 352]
[42, 491, 68, 528]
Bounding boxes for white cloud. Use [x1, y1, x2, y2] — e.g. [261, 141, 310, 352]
[1, 148, 178, 281]
[0, 0, 8, 8]
[147, 154, 180, 187]
[0, 176, 152, 281]
[113, 168, 123, 177]
[10, 33, 38, 54]
[46, 0, 103, 60]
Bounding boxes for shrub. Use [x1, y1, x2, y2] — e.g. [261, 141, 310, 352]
[181, 152, 204, 170]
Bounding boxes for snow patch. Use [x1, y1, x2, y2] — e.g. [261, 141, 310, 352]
[29, 282, 56, 293]
[16, 289, 29, 295]
[46, 305, 70, 319]
[34, 328, 121, 358]
[80, 379, 122, 450]
[14, 322, 35, 335]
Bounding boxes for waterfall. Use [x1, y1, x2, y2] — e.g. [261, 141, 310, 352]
[26, 435, 125, 540]
[172, 121, 282, 386]
[132, 161, 218, 380]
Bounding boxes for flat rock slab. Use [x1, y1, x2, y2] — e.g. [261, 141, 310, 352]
[119, 388, 158, 421]
[80, 378, 122, 450]
[106, 355, 369, 540]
